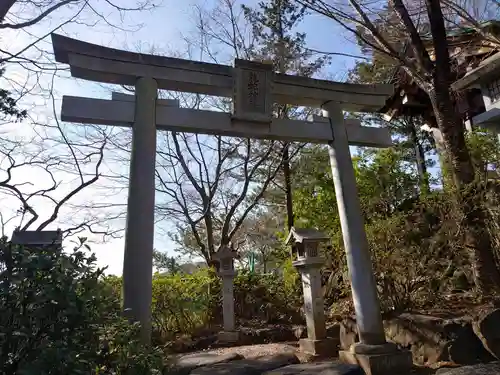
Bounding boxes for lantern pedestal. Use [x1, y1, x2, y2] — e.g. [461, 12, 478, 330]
[218, 273, 239, 343]
[339, 342, 412, 375]
[213, 246, 239, 344]
[299, 337, 340, 357]
[217, 330, 240, 343]
[293, 258, 338, 357]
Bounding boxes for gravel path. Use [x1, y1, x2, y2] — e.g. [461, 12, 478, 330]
[172, 342, 300, 362]
[205, 342, 298, 358]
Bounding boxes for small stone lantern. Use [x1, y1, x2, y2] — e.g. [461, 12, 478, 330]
[287, 227, 327, 266]
[286, 227, 338, 357]
[213, 245, 239, 343]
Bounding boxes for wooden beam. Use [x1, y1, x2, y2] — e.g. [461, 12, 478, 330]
[272, 80, 388, 112]
[111, 92, 179, 107]
[62, 96, 134, 126]
[69, 54, 232, 98]
[61, 96, 392, 147]
[52, 34, 393, 112]
[52, 33, 231, 75]
[308, 115, 392, 147]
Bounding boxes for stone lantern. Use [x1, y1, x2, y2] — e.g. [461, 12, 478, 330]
[213, 245, 239, 343]
[286, 227, 338, 357]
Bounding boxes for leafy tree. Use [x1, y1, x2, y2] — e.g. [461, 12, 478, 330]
[292, 144, 423, 260]
[298, 0, 500, 294]
[292, 145, 340, 234]
[348, 59, 435, 194]
[355, 148, 420, 218]
[153, 249, 182, 274]
[234, 212, 284, 273]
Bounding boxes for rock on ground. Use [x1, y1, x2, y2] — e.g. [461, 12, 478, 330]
[263, 362, 364, 375]
[239, 326, 299, 345]
[436, 362, 500, 375]
[176, 351, 243, 367]
[473, 309, 500, 360]
[170, 352, 243, 375]
[189, 353, 300, 375]
[341, 314, 495, 365]
[207, 343, 298, 358]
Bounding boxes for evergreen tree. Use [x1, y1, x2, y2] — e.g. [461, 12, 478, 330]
[348, 58, 435, 194]
[243, 0, 329, 229]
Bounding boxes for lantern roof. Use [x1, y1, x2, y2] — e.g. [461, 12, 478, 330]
[285, 227, 329, 245]
[213, 244, 238, 260]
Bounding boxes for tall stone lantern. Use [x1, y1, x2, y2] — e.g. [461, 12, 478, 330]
[213, 245, 239, 343]
[286, 227, 339, 357]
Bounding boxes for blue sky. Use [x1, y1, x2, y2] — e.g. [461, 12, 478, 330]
[1, 0, 365, 275]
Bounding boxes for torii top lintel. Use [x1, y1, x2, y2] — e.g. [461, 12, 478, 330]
[51, 33, 393, 112]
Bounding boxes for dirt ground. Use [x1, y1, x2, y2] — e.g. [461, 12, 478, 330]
[207, 342, 298, 358]
[172, 342, 444, 374]
[171, 342, 317, 363]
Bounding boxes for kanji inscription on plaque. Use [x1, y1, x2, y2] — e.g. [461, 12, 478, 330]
[232, 59, 273, 124]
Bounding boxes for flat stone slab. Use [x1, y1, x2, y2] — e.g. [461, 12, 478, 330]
[263, 362, 364, 375]
[177, 351, 243, 367]
[172, 352, 243, 375]
[189, 353, 300, 375]
[436, 362, 500, 375]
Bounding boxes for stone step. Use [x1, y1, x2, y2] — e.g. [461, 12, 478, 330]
[172, 352, 243, 375]
[178, 352, 365, 375]
[189, 353, 300, 375]
[436, 362, 500, 375]
[263, 362, 364, 375]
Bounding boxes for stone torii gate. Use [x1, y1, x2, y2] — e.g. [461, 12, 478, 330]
[51, 33, 411, 374]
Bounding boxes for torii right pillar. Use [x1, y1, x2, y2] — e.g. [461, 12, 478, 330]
[322, 102, 412, 375]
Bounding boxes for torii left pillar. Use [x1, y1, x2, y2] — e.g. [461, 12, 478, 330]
[122, 77, 158, 343]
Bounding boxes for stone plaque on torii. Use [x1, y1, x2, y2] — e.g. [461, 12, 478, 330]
[51, 33, 411, 374]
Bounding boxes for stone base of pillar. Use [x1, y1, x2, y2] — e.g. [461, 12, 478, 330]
[299, 337, 339, 357]
[217, 331, 240, 344]
[339, 343, 412, 375]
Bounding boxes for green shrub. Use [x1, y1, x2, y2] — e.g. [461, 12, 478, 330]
[365, 194, 468, 312]
[151, 268, 215, 341]
[323, 193, 475, 314]
[128, 265, 305, 343]
[233, 268, 302, 323]
[0, 237, 168, 375]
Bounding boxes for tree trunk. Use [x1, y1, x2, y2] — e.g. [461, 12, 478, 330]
[283, 143, 294, 230]
[425, 0, 500, 294]
[429, 89, 500, 294]
[407, 117, 430, 194]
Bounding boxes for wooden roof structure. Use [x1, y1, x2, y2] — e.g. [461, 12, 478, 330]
[380, 21, 500, 124]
